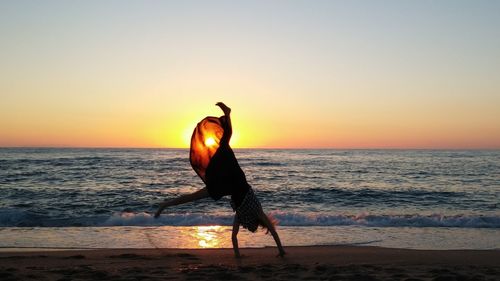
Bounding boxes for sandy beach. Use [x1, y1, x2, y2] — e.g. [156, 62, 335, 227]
[0, 246, 499, 280]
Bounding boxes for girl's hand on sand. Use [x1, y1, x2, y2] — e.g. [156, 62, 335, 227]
[216, 102, 231, 115]
[235, 253, 247, 259]
[277, 250, 286, 258]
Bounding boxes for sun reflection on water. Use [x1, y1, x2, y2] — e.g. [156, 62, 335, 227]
[151, 226, 233, 249]
[193, 226, 222, 248]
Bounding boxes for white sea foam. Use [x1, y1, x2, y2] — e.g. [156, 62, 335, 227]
[1, 207, 498, 228]
[97, 211, 500, 228]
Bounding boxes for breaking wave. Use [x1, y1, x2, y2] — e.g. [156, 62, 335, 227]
[1, 208, 498, 228]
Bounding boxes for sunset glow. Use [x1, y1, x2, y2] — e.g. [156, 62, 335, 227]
[0, 1, 499, 149]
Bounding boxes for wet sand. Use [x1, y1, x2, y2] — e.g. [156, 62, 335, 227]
[0, 246, 499, 280]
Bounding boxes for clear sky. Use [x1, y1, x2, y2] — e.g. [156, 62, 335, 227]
[1, 1, 499, 148]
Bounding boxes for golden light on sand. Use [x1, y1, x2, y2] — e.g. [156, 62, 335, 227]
[204, 137, 216, 147]
[194, 226, 222, 248]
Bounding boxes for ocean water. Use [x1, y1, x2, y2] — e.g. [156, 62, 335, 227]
[0, 148, 499, 250]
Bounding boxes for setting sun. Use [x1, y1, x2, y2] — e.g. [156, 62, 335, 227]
[204, 137, 216, 147]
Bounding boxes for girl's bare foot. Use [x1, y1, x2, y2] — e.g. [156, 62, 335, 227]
[216, 102, 231, 115]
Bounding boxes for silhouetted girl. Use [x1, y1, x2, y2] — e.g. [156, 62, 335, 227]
[155, 102, 285, 257]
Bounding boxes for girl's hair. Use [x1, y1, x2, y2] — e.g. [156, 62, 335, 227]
[259, 213, 278, 234]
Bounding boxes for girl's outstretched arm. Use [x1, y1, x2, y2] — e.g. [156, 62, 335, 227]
[154, 188, 209, 218]
[231, 215, 241, 258]
[258, 211, 286, 257]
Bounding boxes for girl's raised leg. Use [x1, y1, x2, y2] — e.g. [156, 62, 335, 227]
[154, 188, 210, 218]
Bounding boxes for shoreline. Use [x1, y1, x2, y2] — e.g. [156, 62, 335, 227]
[2, 225, 499, 251]
[1, 246, 499, 280]
[1, 244, 499, 252]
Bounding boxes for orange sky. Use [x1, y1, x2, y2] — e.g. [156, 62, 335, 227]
[1, 1, 499, 149]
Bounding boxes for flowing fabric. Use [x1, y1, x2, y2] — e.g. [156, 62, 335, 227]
[190, 115, 250, 202]
[189, 116, 224, 183]
[189, 115, 261, 231]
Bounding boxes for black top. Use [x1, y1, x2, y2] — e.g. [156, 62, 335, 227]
[205, 144, 249, 206]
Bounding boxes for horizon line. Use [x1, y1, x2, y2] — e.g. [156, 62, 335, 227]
[0, 146, 499, 150]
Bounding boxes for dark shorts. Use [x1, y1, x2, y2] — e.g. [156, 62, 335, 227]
[230, 188, 262, 232]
